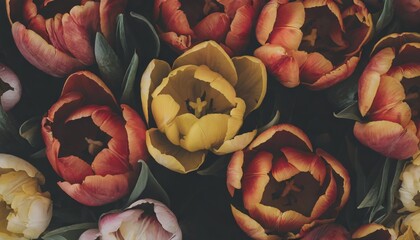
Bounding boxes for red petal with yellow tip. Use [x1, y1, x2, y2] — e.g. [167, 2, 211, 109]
[225, 5, 254, 55]
[56, 155, 94, 184]
[193, 13, 230, 43]
[271, 156, 300, 182]
[227, 150, 245, 196]
[300, 52, 334, 84]
[354, 121, 419, 160]
[358, 48, 396, 116]
[58, 174, 131, 206]
[121, 104, 148, 167]
[242, 151, 273, 210]
[255, 0, 278, 45]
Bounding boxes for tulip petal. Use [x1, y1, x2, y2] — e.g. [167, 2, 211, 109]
[224, 5, 254, 54]
[12, 21, 84, 77]
[224, 97, 246, 140]
[369, 102, 412, 128]
[317, 149, 351, 210]
[160, 0, 193, 35]
[218, 0, 250, 18]
[242, 151, 273, 210]
[173, 41, 238, 86]
[232, 56, 267, 116]
[271, 156, 300, 182]
[250, 204, 310, 233]
[121, 104, 148, 167]
[0, 154, 44, 182]
[193, 13, 230, 43]
[62, 71, 118, 109]
[249, 124, 313, 153]
[255, 0, 278, 45]
[310, 170, 337, 219]
[56, 155, 94, 184]
[212, 130, 257, 155]
[159, 32, 192, 52]
[358, 47, 395, 116]
[304, 55, 359, 90]
[267, 2, 304, 50]
[369, 75, 406, 114]
[58, 173, 130, 206]
[140, 59, 171, 125]
[62, 1, 99, 65]
[227, 151, 245, 196]
[254, 45, 300, 88]
[99, 0, 127, 44]
[372, 32, 420, 56]
[300, 52, 334, 85]
[281, 147, 326, 184]
[231, 205, 280, 240]
[151, 94, 180, 133]
[45, 14, 71, 54]
[352, 223, 396, 239]
[146, 128, 206, 173]
[180, 114, 230, 152]
[354, 121, 419, 160]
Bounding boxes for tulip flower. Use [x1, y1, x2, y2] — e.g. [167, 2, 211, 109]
[0, 63, 21, 111]
[227, 124, 350, 239]
[153, 0, 263, 56]
[354, 32, 420, 160]
[302, 224, 350, 240]
[79, 199, 182, 240]
[352, 223, 397, 240]
[41, 71, 147, 206]
[0, 153, 52, 239]
[6, 0, 127, 77]
[399, 163, 420, 213]
[141, 40, 267, 173]
[401, 211, 420, 237]
[254, 0, 373, 90]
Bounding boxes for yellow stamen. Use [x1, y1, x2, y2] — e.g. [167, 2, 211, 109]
[189, 97, 208, 118]
[85, 137, 104, 156]
[302, 28, 318, 47]
[281, 179, 302, 197]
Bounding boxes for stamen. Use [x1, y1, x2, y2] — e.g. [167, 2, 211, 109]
[302, 28, 318, 47]
[85, 137, 104, 156]
[189, 97, 208, 118]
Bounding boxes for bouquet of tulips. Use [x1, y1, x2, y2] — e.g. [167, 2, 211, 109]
[0, 0, 419, 239]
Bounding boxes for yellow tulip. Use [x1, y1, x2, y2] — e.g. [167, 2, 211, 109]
[141, 41, 267, 173]
[0, 154, 52, 239]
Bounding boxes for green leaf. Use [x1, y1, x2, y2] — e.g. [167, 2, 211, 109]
[94, 32, 124, 92]
[0, 105, 30, 154]
[0, 77, 13, 96]
[197, 156, 230, 177]
[41, 223, 97, 240]
[19, 117, 43, 149]
[257, 110, 280, 134]
[126, 160, 170, 207]
[376, 0, 394, 33]
[120, 52, 139, 106]
[333, 102, 363, 122]
[128, 12, 160, 59]
[116, 14, 136, 67]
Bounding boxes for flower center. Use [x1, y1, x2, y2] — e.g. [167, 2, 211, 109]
[302, 28, 318, 47]
[85, 138, 105, 156]
[188, 97, 208, 118]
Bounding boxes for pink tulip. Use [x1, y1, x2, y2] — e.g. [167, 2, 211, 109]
[6, 0, 127, 77]
[79, 199, 182, 240]
[0, 63, 21, 111]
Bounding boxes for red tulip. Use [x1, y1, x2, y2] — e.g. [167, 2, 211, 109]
[254, 0, 373, 90]
[355, 32, 420, 160]
[6, 0, 127, 77]
[227, 124, 350, 239]
[41, 71, 147, 206]
[153, 0, 263, 56]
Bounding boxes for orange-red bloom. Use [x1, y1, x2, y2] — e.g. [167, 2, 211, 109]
[227, 124, 350, 239]
[153, 0, 263, 56]
[6, 0, 127, 77]
[355, 32, 420, 160]
[41, 71, 147, 206]
[254, 0, 372, 90]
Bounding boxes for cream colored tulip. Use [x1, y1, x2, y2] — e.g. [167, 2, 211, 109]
[402, 211, 420, 237]
[0, 154, 52, 239]
[399, 164, 420, 212]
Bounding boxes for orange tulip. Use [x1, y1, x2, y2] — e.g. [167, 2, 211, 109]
[355, 32, 420, 160]
[254, 0, 373, 90]
[227, 124, 350, 239]
[153, 0, 263, 56]
[41, 71, 147, 206]
[6, 0, 127, 77]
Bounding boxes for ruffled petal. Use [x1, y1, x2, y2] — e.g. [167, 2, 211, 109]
[227, 151, 244, 196]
